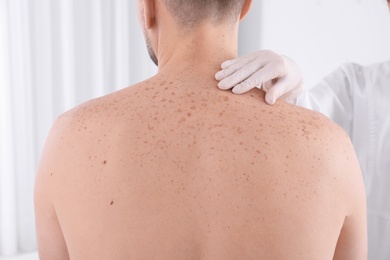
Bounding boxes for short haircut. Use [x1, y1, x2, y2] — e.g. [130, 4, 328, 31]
[162, 0, 246, 28]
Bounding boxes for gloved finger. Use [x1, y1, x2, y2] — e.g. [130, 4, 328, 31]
[221, 59, 240, 70]
[219, 56, 284, 89]
[265, 79, 303, 105]
[262, 80, 274, 92]
[231, 81, 259, 95]
[217, 51, 282, 81]
[264, 79, 287, 105]
[283, 81, 303, 104]
[264, 79, 303, 105]
[231, 63, 285, 94]
[231, 73, 264, 95]
[218, 60, 266, 90]
[220, 51, 259, 69]
[215, 58, 255, 84]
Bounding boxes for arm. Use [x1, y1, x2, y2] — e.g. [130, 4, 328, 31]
[333, 133, 367, 260]
[215, 50, 303, 105]
[34, 118, 70, 260]
[334, 211, 367, 260]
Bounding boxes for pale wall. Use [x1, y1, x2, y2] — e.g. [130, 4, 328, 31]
[239, 0, 390, 87]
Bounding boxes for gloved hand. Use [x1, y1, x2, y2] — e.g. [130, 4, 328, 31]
[215, 50, 303, 105]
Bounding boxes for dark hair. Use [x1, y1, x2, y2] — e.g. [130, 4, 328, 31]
[162, 0, 246, 28]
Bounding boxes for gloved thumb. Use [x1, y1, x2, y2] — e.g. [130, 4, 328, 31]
[264, 80, 286, 105]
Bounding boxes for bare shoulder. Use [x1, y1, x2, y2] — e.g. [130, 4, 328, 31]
[50, 80, 151, 142]
[278, 102, 364, 195]
[286, 102, 352, 146]
[35, 82, 146, 180]
[272, 101, 353, 151]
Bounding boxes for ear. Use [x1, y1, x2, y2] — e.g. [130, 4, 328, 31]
[144, 0, 156, 29]
[240, 0, 252, 21]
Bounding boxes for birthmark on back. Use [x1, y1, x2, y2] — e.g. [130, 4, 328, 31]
[110, 200, 114, 206]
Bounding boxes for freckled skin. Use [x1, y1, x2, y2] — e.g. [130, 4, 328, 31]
[34, 69, 366, 259]
[35, 1, 366, 260]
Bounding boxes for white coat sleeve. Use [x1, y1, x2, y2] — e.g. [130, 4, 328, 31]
[297, 65, 354, 135]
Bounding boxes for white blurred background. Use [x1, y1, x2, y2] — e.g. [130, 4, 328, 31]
[0, 0, 389, 259]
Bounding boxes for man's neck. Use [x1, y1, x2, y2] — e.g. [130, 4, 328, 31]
[156, 23, 239, 78]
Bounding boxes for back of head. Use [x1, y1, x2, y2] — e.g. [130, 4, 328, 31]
[162, 0, 246, 28]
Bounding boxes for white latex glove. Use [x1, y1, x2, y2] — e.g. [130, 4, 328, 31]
[215, 50, 303, 105]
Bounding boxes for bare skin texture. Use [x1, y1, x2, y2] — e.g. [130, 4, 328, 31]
[34, 0, 367, 259]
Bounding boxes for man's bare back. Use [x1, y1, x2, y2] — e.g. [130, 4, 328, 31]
[35, 0, 366, 259]
[35, 69, 366, 259]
